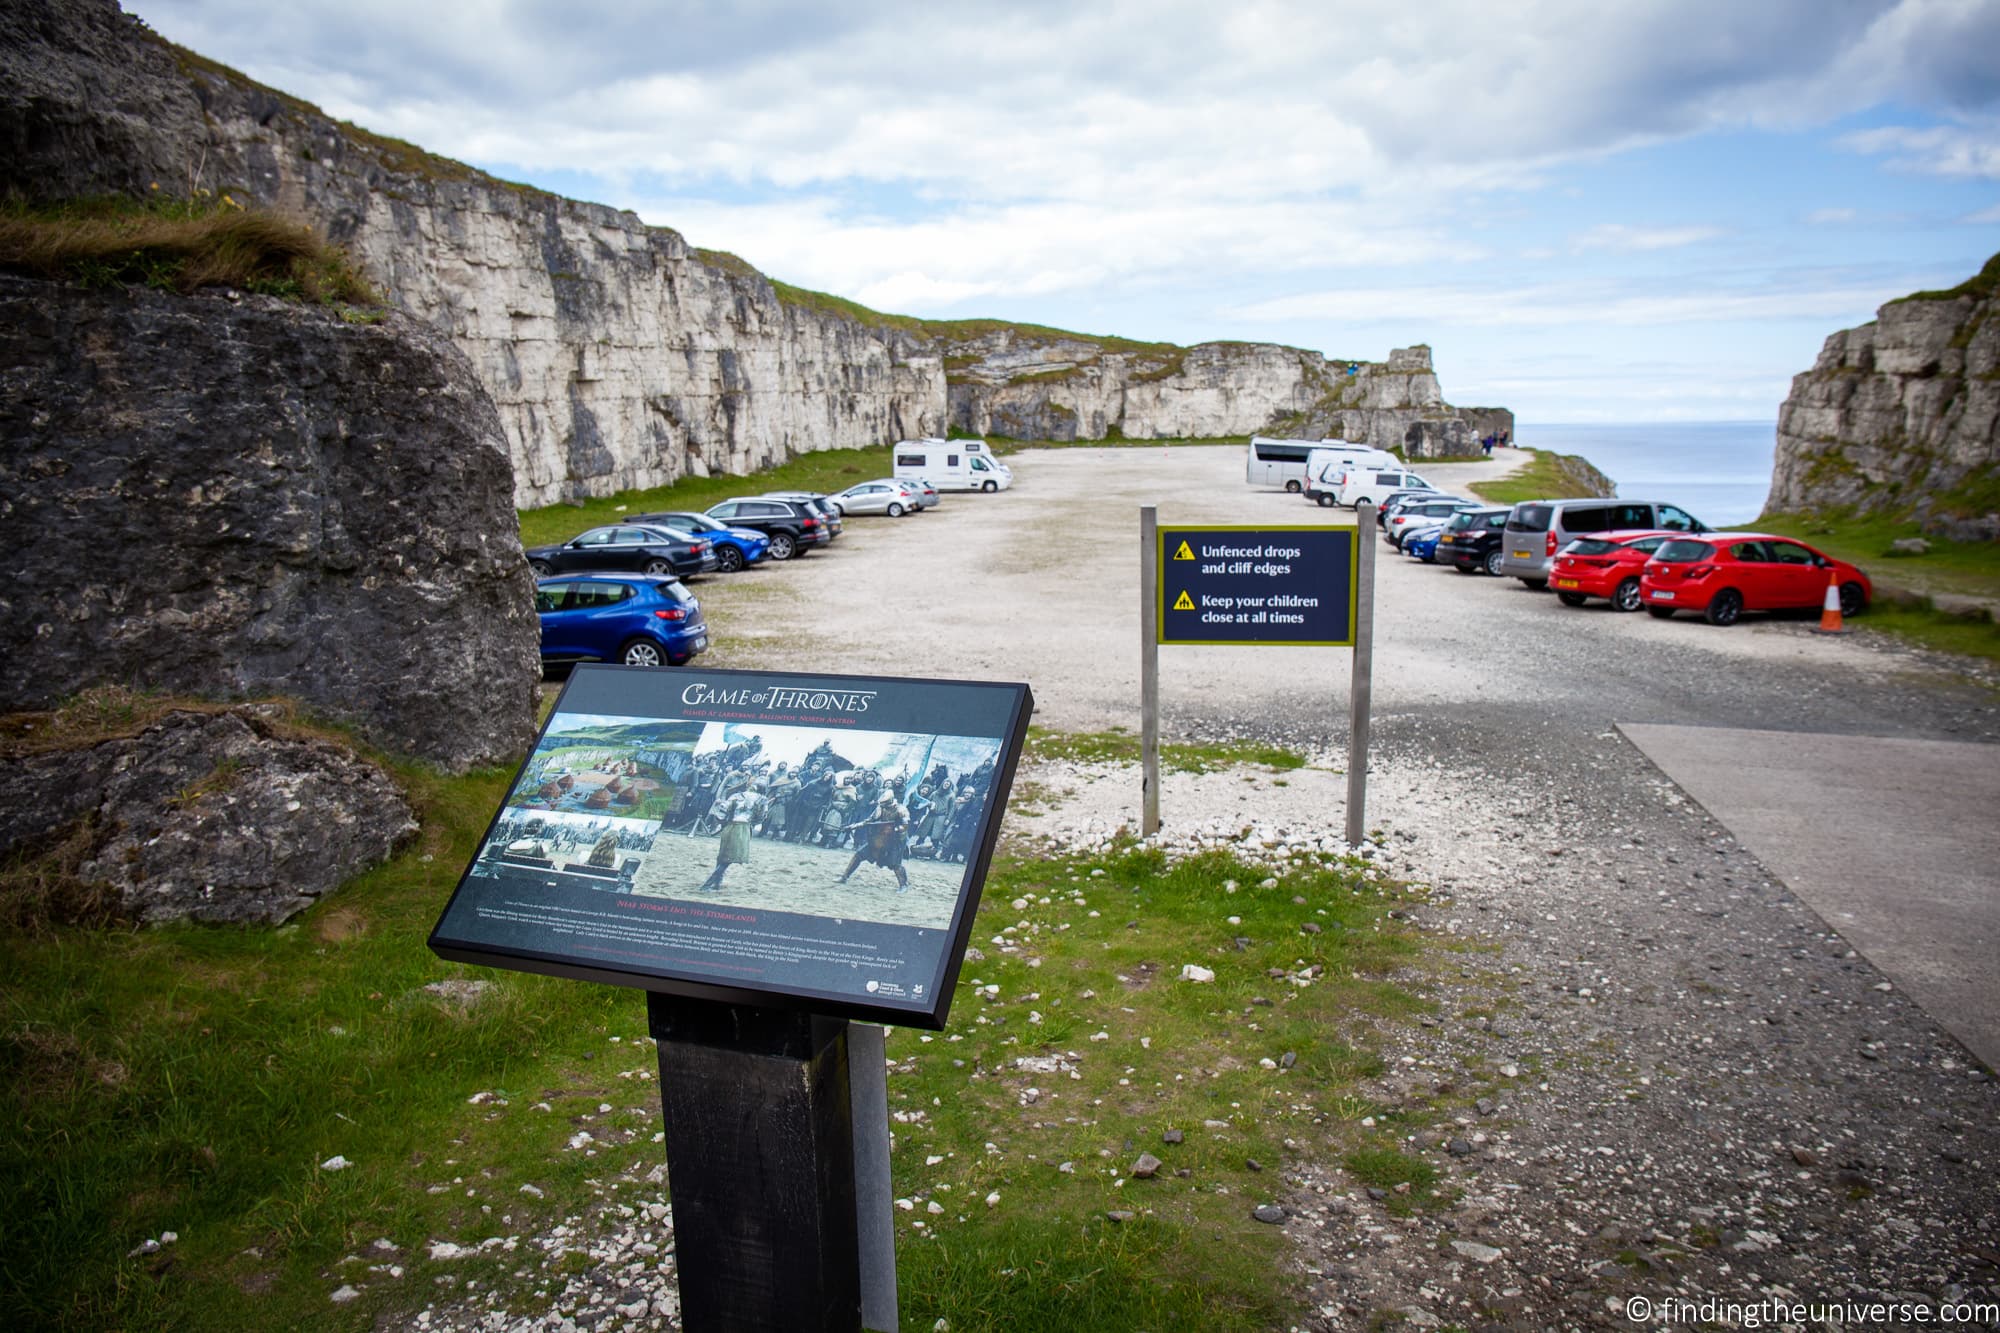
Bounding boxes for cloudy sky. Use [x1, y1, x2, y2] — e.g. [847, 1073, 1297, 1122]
[132, 0, 2000, 422]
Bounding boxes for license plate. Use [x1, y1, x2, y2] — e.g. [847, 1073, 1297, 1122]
[1439, 536, 1454, 544]
[1650, 590, 1674, 602]
[692, 635, 708, 649]
[1554, 578, 1580, 589]
[1511, 549, 1530, 559]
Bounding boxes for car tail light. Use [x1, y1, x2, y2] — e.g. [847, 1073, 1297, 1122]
[1546, 531, 1558, 557]
[654, 608, 687, 621]
[802, 517, 819, 528]
[694, 542, 709, 554]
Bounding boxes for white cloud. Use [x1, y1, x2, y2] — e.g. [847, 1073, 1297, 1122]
[1963, 201, 2000, 223]
[1571, 224, 1725, 252]
[1841, 121, 2000, 180]
[1224, 278, 1906, 329]
[1804, 207, 1858, 225]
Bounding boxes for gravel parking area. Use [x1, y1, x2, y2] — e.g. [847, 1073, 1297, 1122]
[484, 445, 1999, 1331]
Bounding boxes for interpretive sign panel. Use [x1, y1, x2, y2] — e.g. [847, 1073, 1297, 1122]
[1157, 525, 1357, 645]
[430, 665, 1033, 1029]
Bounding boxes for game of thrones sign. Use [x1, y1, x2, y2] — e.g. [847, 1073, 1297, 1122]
[429, 665, 1033, 1029]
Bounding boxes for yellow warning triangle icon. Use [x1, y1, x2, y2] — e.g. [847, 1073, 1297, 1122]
[1172, 590, 1195, 611]
[1172, 540, 1195, 561]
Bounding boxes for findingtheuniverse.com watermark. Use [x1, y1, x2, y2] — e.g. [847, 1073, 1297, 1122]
[1624, 1295, 2000, 1327]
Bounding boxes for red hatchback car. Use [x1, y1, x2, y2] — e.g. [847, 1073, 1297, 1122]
[1550, 530, 1676, 612]
[1640, 534, 1871, 626]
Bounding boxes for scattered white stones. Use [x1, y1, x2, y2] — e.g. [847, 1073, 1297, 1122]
[320, 1155, 352, 1171]
[1180, 964, 1216, 983]
[330, 1284, 361, 1303]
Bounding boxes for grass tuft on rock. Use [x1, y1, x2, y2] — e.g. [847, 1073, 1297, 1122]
[0, 198, 379, 308]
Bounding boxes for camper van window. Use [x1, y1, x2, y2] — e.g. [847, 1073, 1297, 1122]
[971, 458, 989, 471]
[896, 454, 924, 467]
[1255, 443, 1311, 462]
[948, 454, 960, 466]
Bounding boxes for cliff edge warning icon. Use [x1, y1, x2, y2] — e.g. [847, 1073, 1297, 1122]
[1172, 540, 1195, 561]
[1172, 590, 1195, 611]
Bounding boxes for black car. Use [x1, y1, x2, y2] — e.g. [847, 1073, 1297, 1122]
[1437, 507, 1515, 576]
[761, 492, 844, 541]
[524, 524, 720, 580]
[704, 497, 831, 561]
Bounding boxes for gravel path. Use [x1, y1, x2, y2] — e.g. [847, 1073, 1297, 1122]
[415, 445, 1998, 1331]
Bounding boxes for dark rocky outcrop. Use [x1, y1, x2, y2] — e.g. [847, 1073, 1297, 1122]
[0, 705, 415, 924]
[1770, 254, 2000, 540]
[0, 273, 540, 768]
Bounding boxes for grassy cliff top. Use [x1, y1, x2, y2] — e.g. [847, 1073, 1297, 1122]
[1888, 250, 2000, 305]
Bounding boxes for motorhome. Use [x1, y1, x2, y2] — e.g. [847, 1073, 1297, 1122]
[1244, 436, 1318, 491]
[893, 441, 1013, 492]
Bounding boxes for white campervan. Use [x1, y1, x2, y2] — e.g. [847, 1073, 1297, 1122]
[1302, 445, 1399, 507]
[1244, 436, 1319, 492]
[893, 441, 1012, 492]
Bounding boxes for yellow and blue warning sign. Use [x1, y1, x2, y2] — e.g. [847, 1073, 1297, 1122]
[1158, 525, 1356, 646]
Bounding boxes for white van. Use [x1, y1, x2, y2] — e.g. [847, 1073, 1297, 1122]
[912, 436, 1011, 478]
[1302, 446, 1399, 507]
[1334, 465, 1435, 509]
[894, 441, 1012, 492]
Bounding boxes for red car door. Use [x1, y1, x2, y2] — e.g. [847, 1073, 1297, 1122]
[1765, 540, 1825, 608]
[1726, 541, 1778, 608]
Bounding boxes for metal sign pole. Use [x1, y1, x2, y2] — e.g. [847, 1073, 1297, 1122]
[1344, 505, 1376, 847]
[1140, 505, 1160, 836]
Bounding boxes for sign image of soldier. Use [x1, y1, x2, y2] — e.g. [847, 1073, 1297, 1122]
[635, 721, 1002, 929]
[503, 715, 705, 823]
[471, 808, 663, 892]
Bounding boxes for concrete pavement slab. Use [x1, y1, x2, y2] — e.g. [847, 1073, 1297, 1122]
[1619, 723, 2000, 1068]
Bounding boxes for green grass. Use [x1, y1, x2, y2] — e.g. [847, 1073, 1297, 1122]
[1466, 450, 1612, 507]
[1, 701, 1450, 1329]
[1888, 250, 1999, 304]
[515, 443, 903, 546]
[1026, 726, 1310, 774]
[0, 197, 379, 309]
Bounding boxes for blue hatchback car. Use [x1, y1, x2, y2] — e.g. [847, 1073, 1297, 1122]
[535, 573, 709, 669]
[1403, 525, 1448, 562]
[627, 511, 770, 573]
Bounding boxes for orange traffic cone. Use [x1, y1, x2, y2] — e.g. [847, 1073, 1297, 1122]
[1813, 571, 1847, 635]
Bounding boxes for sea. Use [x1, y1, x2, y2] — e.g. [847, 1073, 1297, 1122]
[1515, 421, 1776, 528]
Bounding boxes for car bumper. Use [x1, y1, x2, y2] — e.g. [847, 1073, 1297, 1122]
[1498, 550, 1551, 579]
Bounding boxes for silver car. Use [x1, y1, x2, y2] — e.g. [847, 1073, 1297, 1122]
[830, 479, 922, 517]
[899, 477, 940, 510]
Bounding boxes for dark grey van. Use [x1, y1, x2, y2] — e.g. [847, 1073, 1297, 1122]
[1497, 499, 1706, 587]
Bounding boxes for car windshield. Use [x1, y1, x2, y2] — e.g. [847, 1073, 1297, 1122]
[1509, 504, 1553, 531]
[1654, 539, 1715, 563]
[635, 526, 693, 543]
[1565, 538, 1623, 555]
[673, 514, 724, 532]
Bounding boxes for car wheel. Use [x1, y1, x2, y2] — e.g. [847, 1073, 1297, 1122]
[1317, 494, 1334, 508]
[715, 545, 745, 573]
[619, 638, 666, 667]
[1454, 562, 1478, 575]
[1839, 581, 1866, 617]
[1648, 606, 1676, 619]
[529, 559, 554, 577]
[1353, 496, 1371, 508]
[769, 532, 797, 560]
[1557, 591, 1587, 606]
[1612, 577, 1642, 613]
[887, 502, 904, 516]
[643, 558, 673, 576]
[1285, 480, 1301, 493]
[1704, 588, 1743, 626]
[1482, 550, 1504, 577]
[1522, 578, 1548, 591]
[982, 480, 998, 493]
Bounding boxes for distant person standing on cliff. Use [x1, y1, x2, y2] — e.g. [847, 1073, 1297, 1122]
[1482, 433, 1495, 457]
